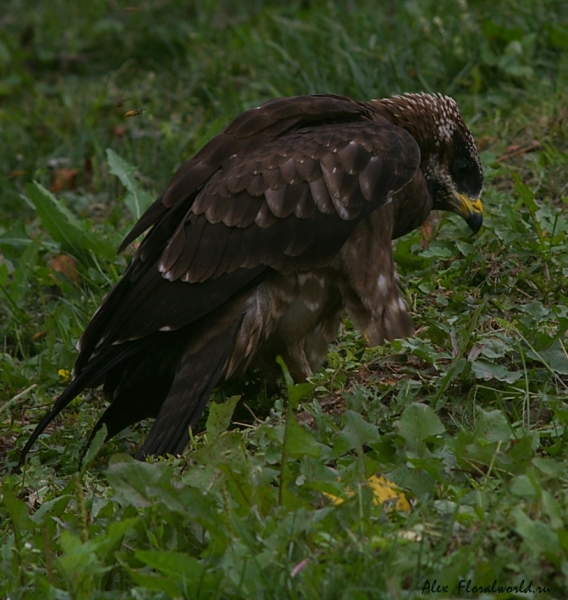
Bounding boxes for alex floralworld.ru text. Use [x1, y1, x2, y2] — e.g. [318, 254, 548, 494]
[421, 579, 550, 595]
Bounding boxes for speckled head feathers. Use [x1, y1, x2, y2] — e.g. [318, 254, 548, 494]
[372, 92, 483, 206]
[373, 93, 474, 149]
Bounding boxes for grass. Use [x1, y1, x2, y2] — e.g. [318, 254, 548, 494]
[1, 0, 568, 597]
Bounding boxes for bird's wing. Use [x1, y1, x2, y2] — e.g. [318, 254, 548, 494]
[78, 118, 420, 364]
[118, 94, 381, 252]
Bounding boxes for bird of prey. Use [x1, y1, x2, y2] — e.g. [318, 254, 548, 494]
[19, 93, 483, 463]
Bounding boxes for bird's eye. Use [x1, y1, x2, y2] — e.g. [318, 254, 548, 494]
[453, 159, 471, 178]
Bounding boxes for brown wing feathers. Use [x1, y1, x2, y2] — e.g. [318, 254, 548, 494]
[164, 122, 417, 281]
[80, 119, 418, 354]
[18, 92, 482, 464]
[118, 94, 375, 252]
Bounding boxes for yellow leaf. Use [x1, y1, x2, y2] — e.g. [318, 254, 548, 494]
[367, 475, 410, 511]
[323, 474, 410, 512]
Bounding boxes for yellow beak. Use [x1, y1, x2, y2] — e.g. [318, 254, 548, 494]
[455, 193, 483, 234]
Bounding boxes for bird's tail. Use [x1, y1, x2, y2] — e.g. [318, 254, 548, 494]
[133, 317, 242, 458]
[18, 315, 241, 467]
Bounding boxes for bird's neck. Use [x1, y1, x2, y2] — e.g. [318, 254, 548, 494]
[371, 97, 439, 163]
[391, 172, 433, 239]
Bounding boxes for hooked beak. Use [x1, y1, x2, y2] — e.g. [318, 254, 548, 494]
[453, 192, 483, 234]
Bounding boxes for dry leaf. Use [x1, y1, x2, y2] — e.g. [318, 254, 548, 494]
[112, 125, 128, 137]
[420, 217, 435, 248]
[49, 167, 78, 192]
[48, 254, 80, 282]
[7, 170, 28, 179]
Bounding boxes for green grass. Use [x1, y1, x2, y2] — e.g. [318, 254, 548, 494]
[1, 0, 568, 597]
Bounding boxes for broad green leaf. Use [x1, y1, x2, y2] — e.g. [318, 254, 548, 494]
[90, 517, 140, 560]
[549, 23, 568, 48]
[277, 355, 314, 408]
[194, 431, 246, 468]
[107, 456, 216, 521]
[513, 508, 561, 563]
[512, 174, 546, 246]
[31, 495, 73, 524]
[128, 570, 181, 597]
[387, 465, 436, 497]
[477, 337, 511, 359]
[532, 457, 565, 477]
[435, 358, 467, 409]
[473, 408, 511, 443]
[284, 414, 321, 459]
[420, 244, 453, 259]
[106, 455, 174, 508]
[510, 474, 538, 498]
[333, 410, 380, 456]
[25, 181, 112, 261]
[512, 173, 538, 211]
[528, 339, 568, 375]
[471, 360, 522, 383]
[135, 549, 203, 580]
[1, 483, 35, 532]
[0, 224, 32, 248]
[58, 531, 110, 583]
[206, 395, 240, 439]
[519, 301, 549, 321]
[106, 148, 154, 220]
[393, 234, 424, 268]
[455, 240, 475, 257]
[541, 490, 563, 530]
[395, 403, 445, 446]
[134, 550, 217, 595]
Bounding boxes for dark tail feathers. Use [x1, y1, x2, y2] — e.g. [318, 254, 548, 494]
[134, 318, 241, 458]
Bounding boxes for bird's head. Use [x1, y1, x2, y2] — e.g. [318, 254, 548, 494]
[373, 93, 483, 234]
